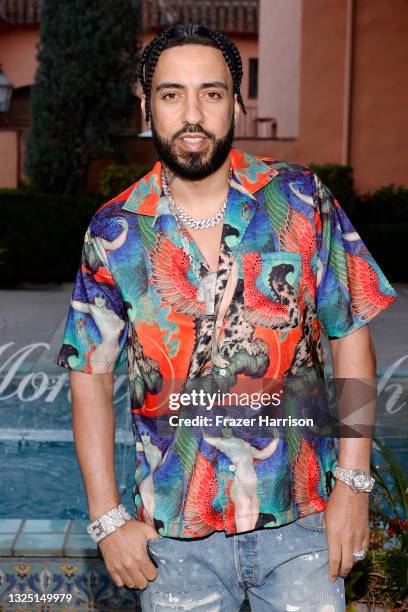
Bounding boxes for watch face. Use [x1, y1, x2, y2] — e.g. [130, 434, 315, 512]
[351, 471, 370, 490]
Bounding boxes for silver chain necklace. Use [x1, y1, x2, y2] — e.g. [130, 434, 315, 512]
[161, 167, 232, 315]
[161, 167, 232, 230]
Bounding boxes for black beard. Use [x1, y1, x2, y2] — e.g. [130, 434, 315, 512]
[150, 114, 235, 180]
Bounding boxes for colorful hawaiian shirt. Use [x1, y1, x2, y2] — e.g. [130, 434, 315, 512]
[56, 148, 397, 538]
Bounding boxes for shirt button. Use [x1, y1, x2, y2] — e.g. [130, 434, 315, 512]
[229, 464, 236, 472]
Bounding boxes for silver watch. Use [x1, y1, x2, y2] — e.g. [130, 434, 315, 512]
[334, 466, 375, 493]
[87, 503, 132, 543]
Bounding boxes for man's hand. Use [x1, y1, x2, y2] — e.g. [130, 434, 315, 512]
[98, 519, 160, 589]
[323, 480, 370, 581]
[327, 325, 375, 581]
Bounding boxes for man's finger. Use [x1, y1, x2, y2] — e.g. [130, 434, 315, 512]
[339, 538, 355, 577]
[140, 552, 159, 582]
[110, 571, 125, 588]
[123, 566, 148, 590]
[327, 534, 342, 581]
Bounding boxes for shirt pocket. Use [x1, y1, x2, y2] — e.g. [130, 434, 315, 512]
[242, 251, 302, 330]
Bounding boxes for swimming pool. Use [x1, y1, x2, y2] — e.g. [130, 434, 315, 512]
[1, 370, 407, 519]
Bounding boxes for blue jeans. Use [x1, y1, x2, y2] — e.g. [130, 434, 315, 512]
[139, 510, 346, 611]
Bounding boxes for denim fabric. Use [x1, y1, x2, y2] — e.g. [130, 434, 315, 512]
[139, 510, 345, 611]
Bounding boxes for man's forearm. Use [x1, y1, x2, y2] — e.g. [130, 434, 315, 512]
[330, 324, 377, 471]
[70, 371, 121, 520]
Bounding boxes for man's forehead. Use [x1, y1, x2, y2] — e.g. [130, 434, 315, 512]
[152, 44, 231, 85]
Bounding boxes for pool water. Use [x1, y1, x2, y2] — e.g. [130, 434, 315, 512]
[0, 440, 135, 518]
[1, 437, 407, 519]
[1, 372, 407, 519]
[0, 370, 135, 518]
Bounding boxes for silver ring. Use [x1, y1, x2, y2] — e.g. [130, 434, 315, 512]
[352, 549, 367, 561]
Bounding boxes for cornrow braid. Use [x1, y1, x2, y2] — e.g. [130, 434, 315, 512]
[201, 27, 247, 118]
[138, 23, 247, 122]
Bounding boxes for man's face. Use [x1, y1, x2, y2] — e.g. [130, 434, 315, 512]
[144, 44, 240, 180]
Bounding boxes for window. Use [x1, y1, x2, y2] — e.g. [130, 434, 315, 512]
[248, 58, 258, 99]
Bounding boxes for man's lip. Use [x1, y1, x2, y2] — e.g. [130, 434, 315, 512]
[178, 134, 207, 140]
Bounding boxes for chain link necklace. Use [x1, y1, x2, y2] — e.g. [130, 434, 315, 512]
[162, 167, 232, 230]
[161, 167, 232, 315]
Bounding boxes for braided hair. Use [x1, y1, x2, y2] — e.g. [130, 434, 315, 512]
[138, 23, 247, 122]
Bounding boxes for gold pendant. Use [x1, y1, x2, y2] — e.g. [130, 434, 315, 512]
[197, 272, 217, 315]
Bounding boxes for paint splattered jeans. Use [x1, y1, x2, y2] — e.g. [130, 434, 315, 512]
[139, 510, 346, 611]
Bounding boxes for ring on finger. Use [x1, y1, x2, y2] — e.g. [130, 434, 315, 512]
[352, 549, 367, 561]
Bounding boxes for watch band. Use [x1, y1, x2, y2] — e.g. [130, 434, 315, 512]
[334, 466, 375, 493]
[86, 503, 132, 543]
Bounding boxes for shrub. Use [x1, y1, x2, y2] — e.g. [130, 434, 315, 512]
[1, 168, 407, 284]
[310, 163, 408, 224]
[0, 189, 99, 287]
[309, 162, 355, 207]
[99, 163, 151, 200]
[353, 185, 408, 224]
[354, 223, 408, 282]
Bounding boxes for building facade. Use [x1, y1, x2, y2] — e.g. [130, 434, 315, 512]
[0, 0, 407, 193]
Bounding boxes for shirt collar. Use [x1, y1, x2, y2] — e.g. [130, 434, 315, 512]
[121, 147, 279, 216]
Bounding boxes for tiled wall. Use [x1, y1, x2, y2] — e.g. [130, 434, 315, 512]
[0, 519, 141, 610]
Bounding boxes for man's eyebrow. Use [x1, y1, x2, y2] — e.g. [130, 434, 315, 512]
[155, 82, 184, 92]
[155, 81, 228, 92]
[201, 81, 228, 91]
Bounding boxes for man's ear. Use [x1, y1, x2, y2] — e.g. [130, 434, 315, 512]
[140, 95, 149, 124]
[233, 93, 241, 124]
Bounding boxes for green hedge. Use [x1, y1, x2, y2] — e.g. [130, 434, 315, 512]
[1, 173, 408, 285]
[310, 162, 355, 206]
[351, 223, 408, 283]
[0, 189, 100, 287]
[311, 163, 408, 223]
[99, 163, 151, 200]
[349, 185, 408, 224]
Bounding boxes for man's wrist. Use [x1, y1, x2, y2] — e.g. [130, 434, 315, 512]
[89, 499, 121, 522]
[334, 466, 375, 493]
[87, 503, 132, 543]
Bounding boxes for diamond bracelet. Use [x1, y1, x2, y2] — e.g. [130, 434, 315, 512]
[86, 503, 132, 543]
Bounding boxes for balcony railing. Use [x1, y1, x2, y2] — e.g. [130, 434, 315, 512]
[0, 0, 41, 24]
[1, 0, 259, 33]
[235, 106, 277, 139]
[141, 0, 258, 34]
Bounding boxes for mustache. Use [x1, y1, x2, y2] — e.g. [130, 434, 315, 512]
[172, 124, 215, 140]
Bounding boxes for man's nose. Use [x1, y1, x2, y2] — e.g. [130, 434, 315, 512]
[182, 93, 205, 126]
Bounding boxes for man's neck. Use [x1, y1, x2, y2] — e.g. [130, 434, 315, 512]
[163, 155, 231, 215]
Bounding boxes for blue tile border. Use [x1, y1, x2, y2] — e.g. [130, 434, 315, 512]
[68, 519, 89, 535]
[0, 534, 15, 556]
[0, 520, 98, 558]
[64, 535, 99, 558]
[0, 519, 22, 533]
[23, 519, 69, 534]
[14, 533, 66, 557]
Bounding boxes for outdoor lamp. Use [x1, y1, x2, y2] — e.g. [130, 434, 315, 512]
[0, 65, 13, 113]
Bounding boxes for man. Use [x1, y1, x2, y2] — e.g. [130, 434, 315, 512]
[57, 23, 397, 611]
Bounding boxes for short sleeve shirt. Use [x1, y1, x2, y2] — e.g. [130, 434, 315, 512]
[57, 148, 397, 537]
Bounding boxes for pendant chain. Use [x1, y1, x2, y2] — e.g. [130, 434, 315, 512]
[161, 167, 232, 230]
[162, 166, 232, 281]
[161, 166, 232, 315]
[171, 205, 202, 281]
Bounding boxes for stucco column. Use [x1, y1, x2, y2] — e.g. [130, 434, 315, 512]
[258, 0, 302, 138]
